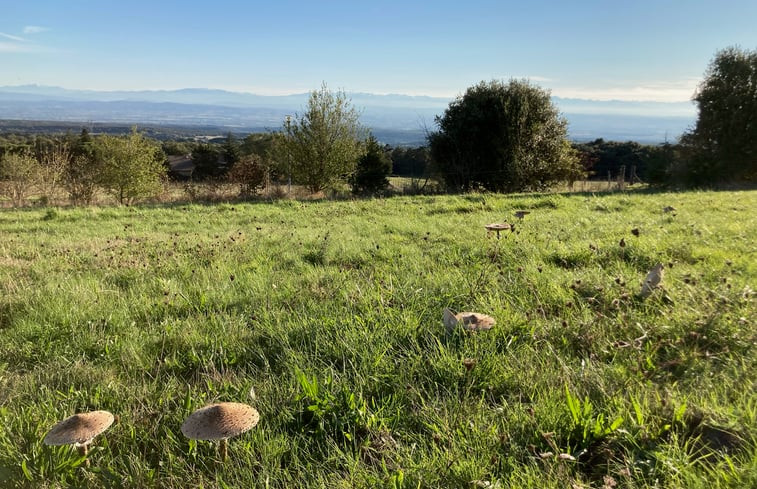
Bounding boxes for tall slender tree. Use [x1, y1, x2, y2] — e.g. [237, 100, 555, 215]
[351, 135, 391, 195]
[223, 132, 241, 167]
[279, 83, 366, 193]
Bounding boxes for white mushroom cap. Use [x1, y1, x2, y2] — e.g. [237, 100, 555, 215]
[44, 411, 114, 446]
[485, 223, 511, 231]
[456, 311, 496, 331]
[181, 402, 259, 441]
[640, 263, 664, 298]
[444, 308, 496, 333]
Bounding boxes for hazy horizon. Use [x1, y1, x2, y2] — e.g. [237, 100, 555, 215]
[0, 82, 701, 106]
[57, 82, 697, 105]
[0, 83, 696, 144]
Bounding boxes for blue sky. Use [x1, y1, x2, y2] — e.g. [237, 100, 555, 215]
[2, 0, 756, 101]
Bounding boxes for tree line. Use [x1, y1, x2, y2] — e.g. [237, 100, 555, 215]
[425, 46, 755, 190]
[0, 129, 166, 206]
[2, 46, 754, 206]
[0, 107, 425, 206]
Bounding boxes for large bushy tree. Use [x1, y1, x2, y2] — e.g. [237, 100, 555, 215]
[280, 83, 366, 193]
[682, 46, 757, 183]
[429, 79, 581, 192]
[94, 130, 166, 204]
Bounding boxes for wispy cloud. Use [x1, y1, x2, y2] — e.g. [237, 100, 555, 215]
[0, 32, 27, 42]
[23, 26, 50, 34]
[0, 28, 54, 54]
[0, 41, 36, 53]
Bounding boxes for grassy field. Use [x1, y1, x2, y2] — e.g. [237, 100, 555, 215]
[0, 190, 755, 488]
[0, 179, 627, 209]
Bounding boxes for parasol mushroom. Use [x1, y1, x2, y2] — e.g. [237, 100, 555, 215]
[181, 402, 259, 462]
[485, 222, 511, 239]
[43, 411, 114, 466]
[443, 308, 496, 334]
[640, 263, 664, 298]
[514, 210, 531, 220]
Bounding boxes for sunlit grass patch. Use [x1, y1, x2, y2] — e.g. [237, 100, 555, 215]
[0, 189, 755, 487]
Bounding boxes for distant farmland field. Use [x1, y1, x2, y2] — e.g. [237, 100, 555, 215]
[0, 190, 755, 488]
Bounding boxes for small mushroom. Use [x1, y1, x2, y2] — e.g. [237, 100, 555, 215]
[44, 411, 114, 466]
[513, 210, 530, 220]
[663, 206, 676, 213]
[181, 402, 259, 461]
[462, 358, 477, 372]
[443, 308, 496, 334]
[485, 222, 511, 239]
[640, 263, 664, 298]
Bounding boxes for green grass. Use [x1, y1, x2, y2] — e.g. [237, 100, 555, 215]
[0, 190, 755, 488]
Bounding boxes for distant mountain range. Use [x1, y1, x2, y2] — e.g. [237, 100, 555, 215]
[0, 85, 696, 145]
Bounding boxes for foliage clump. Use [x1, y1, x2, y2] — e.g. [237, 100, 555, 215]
[227, 154, 268, 197]
[191, 144, 224, 180]
[668, 46, 757, 186]
[278, 83, 366, 193]
[684, 46, 757, 184]
[94, 130, 166, 204]
[0, 151, 40, 206]
[351, 135, 392, 195]
[429, 79, 582, 192]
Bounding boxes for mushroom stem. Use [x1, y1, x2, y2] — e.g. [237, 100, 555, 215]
[77, 444, 90, 466]
[219, 439, 228, 462]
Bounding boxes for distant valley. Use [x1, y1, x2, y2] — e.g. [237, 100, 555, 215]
[0, 85, 696, 145]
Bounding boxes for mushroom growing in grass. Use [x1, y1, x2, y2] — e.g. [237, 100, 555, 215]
[443, 308, 496, 334]
[43, 410, 114, 466]
[485, 222, 511, 239]
[640, 263, 664, 298]
[181, 402, 259, 462]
